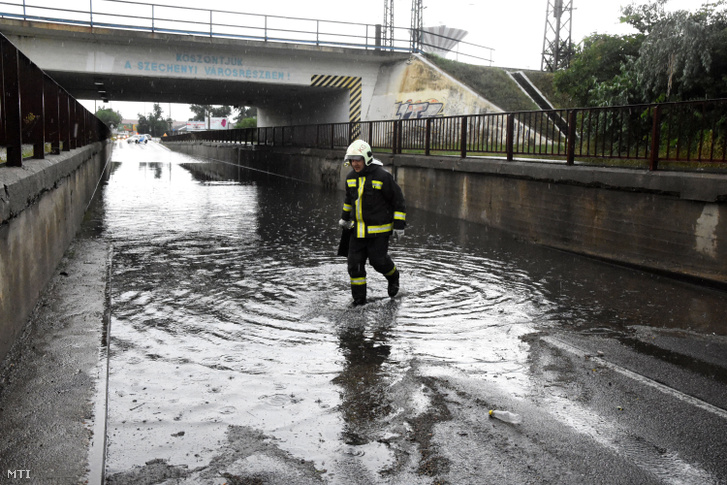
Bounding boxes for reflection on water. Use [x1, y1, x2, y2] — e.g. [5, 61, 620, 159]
[103, 143, 727, 479]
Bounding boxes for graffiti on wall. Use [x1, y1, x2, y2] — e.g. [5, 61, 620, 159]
[395, 99, 444, 119]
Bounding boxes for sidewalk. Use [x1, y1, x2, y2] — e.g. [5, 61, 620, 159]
[0, 208, 110, 485]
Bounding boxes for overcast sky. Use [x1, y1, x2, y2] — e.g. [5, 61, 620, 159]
[71, 0, 703, 120]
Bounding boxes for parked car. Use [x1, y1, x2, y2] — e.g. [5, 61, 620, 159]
[126, 134, 150, 144]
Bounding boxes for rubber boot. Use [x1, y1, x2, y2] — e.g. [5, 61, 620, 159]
[351, 283, 367, 306]
[387, 270, 400, 298]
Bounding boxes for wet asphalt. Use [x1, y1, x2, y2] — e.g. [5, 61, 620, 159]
[1, 140, 726, 485]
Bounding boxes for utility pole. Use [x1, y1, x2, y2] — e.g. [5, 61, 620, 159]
[541, 0, 573, 71]
[411, 0, 423, 53]
[383, 0, 395, 48]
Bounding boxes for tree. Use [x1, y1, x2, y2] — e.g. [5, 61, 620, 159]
[95, 107, 123, 130]
[234, 117, 257, 129]
[137, 103, 173, 137]
[553, 34, 642, 107]
[554, 0, 727, 106]
[233, 106, 257, 124]
[188, 104, 233, 121]
[623, 1, 723, 101]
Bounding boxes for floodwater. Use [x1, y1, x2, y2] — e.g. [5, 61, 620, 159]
[102, 141, 727, 483]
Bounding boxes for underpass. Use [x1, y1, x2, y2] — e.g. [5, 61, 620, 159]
[2, 139, 725, 484]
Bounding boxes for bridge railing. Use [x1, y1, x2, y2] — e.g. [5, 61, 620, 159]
[0, 34, 110, 167]
[0, 0, 493, 64]
[163, 98, 727, 172]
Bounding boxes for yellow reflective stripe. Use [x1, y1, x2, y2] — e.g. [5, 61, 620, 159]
[384, 266, 397, 277]
[368, 223, 393, 234]
[356, 177, 366, 238]
[372, 180, 383, 189]
[350, 277, 367, 286]
[347, 179, 356, 187]
[394, 211, 406, 221]
[342, 203, 352, 212]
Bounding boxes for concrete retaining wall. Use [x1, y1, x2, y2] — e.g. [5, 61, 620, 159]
[166, 142, 727, 289]
[0, 142, 112, 362]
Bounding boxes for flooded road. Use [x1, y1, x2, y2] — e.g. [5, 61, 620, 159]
[102, 141, 727, 484]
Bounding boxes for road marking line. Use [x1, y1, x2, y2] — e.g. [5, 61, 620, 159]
[542, 336, 727, 420]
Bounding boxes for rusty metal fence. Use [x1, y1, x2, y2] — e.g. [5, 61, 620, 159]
[0, 34, 110, 167]
[165, 99, 727, 171]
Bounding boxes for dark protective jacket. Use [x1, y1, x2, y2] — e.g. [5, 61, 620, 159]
[340, 163, 406, 238]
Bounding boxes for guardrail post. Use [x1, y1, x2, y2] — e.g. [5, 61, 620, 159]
[391, 121, 397, 154]
[70, 100, 78, 149]
[460, 116, 467, 158]
[2, 38, 23, 166]
[19, 57, 45, 159]
[60, 90, 71, 151]
[649, 105, 661, 171]
[425, 117, 431, 156]
[391, 120, 404, 153]
[44, 76, 60, 154]
[506, 113, 514, 161]
[566, 109, 577, 165]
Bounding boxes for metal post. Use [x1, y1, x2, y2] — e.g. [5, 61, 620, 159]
[2, 38, 22, 166]
[60, 90, 71, 151]
[0, 37, 23, 167]
[391, 121, 397, 154]
[90, 0, 93, 27]
[460, 116, 467, 158]
[566, 109, 577, 165]
[649, 105, 661, 171]
[506, 114, 514, 161]
[425, 117, 431, 156]
[19, 58, 45, 159]
[44, 76, 60, 155]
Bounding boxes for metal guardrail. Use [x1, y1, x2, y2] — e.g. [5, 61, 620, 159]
[163, 99, 727, 171]
[0, 33, 110, 167]
[0, 0, 494, 64]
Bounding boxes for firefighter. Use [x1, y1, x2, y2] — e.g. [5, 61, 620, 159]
[338, 139, 406, 306]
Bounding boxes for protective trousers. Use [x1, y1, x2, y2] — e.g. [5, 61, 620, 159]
[347, 234, 398, 304]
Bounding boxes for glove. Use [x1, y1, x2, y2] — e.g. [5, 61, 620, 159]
[393, 229, 405, 239]
[339, 219, 354, 230]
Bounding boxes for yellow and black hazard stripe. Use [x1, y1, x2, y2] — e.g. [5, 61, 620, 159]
[310, 74, 362, 141]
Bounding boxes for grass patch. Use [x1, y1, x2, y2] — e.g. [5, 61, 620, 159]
[423, 53, 538, 112]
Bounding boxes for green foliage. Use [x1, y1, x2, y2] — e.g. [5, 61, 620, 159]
[95, 107, 123, 129]
[525, 70, 571, 108]
[424, 54, 538, 112]
[137, 103, 172, 137]
[556, 0, 727, 106]
[553, 34, 642, 107]
[234, 106, 257, 124]
[635, 9, 712, 100]
[189, 104, 233, 121]
[234, 117, 257, 129]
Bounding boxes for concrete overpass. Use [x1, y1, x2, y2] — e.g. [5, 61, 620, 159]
[0, 17, 405, 127]
[0, 17, 502, 127]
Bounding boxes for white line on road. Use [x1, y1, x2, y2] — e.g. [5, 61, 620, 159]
[542, 335, 727, 420]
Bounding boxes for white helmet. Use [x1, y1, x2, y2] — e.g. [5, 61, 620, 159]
[344, 139, 373, 166]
